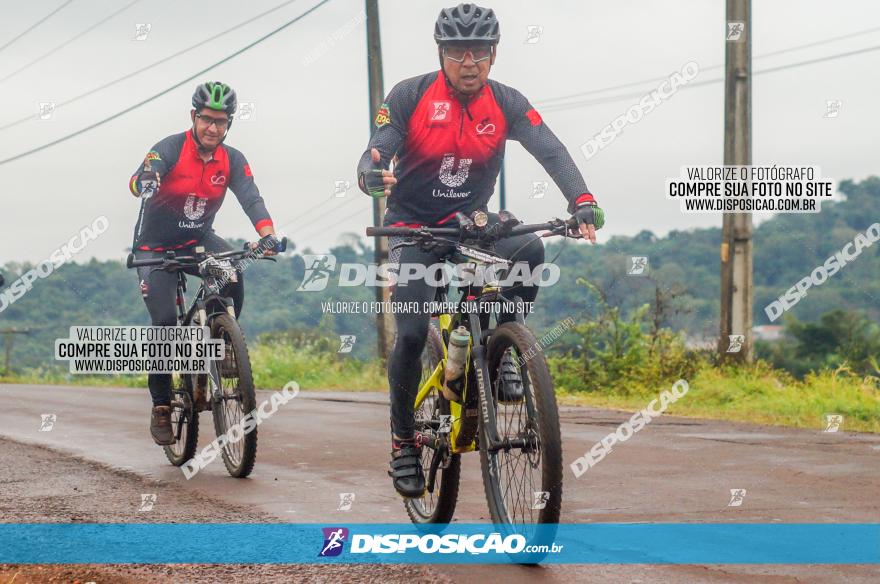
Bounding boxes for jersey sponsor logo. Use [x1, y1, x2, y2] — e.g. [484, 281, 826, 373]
[438, 153, 472, 188]
[475, 117, 496, 135]
[429, 101, 451, 122]
[183, 194, 208, 220]
[526, 108, 543, 126]
[243, 164, 253, 177]
[210, 171, 227, 185]
[145, 150, 161, 161]
[375, 102, 391, 127]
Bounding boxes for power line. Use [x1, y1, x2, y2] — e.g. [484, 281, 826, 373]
[0, 0, 75, 55]
[0, 0, 331, 167]
[534, 25, 880, 108]
[294, 199, 372, 243]
[0, 0, 302, 133]
[0, 0, 142, 84]
[539, 43, 880, 113]
[278, 195, 345, 232]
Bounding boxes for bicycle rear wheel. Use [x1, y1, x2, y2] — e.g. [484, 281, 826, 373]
[405, 321, 461, 524]
[479, 322, 562, 549]
[163, 373, 199, 466]
[210, 313, 258, 478]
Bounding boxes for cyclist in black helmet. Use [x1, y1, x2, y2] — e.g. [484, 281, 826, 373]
[128, 81, 281, 446]
[357, 4, 605, 497]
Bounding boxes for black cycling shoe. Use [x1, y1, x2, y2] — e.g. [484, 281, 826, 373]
[388, 436, 426, 498]
[497, 350, 525, 404]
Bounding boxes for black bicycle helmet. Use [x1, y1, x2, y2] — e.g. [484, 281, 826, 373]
[434, 3, 500, 44]
[191, 81, 237, 117]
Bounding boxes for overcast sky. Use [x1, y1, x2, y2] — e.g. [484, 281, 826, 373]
[0, 0, 876, 264]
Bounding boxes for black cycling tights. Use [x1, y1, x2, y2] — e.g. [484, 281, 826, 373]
[387, 216, 545, 439]
[134, 232, 244, 407]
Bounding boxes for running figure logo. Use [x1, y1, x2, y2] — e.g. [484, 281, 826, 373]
[39, 414, 57, 432]
[319, 527, 349, 557]
[824, 414, 843, 432]
[337, 493, 355, 511]
[726, 22, 744, 41]
[824, 100, 841, 119]
[530, 181, 548, 199]
[338, 335, 356, 354]
[532, 491, 550, 509]
[727, 335, 745, 353]
[430, 101, 451, 122]
[728, 488, 746, 507]
[628, 256, 648, 275]
[525, 25, 543, 44]
[298, 255, 337, 292]
[138, 493, 157, 512]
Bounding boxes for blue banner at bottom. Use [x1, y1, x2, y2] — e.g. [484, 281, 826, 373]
[0, 524, 877, 564]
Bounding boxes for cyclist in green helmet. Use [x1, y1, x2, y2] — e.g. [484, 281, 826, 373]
[129, 81, 281, 445]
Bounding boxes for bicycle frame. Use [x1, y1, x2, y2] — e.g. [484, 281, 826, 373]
[414, 260, 534, 456]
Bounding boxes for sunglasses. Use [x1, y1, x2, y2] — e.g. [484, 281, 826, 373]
[195, 112, 230, 129]
[442, 44, 493, 63]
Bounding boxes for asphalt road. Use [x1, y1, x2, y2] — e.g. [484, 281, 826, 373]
[1, 383, 878, 583]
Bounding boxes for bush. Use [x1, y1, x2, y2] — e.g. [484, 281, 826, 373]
[552, 279, 704, 395]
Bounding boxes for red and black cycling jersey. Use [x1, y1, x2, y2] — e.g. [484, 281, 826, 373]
[357, 71, 594, 226]
[129, 130, 273, 251]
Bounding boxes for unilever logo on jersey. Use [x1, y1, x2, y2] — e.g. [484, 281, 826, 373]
[434, 153, 472, 199]
[319, 527, 349, 557]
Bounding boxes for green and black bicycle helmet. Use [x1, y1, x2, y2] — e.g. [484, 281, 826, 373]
[434, 3, 500, 44]
[192, 81, 237, 117]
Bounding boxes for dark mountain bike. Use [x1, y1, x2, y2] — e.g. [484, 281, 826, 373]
[126, 235, 286, 477]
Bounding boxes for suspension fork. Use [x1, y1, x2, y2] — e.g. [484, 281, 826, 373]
[469, 309, 501, 448]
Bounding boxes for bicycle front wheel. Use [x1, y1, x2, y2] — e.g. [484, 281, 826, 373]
[163, 373, 199, 466]
[480, 322, 562, 533]
[209, 313, 258, 478]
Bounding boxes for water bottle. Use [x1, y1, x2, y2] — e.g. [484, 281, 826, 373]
[442, 326, 470, 402]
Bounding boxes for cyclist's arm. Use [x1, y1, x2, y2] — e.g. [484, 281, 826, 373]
[227, 147, 274, 236]
[128, 133, 184, 196]
[356, 76, 423, 194]
[494, 82, 594, 213]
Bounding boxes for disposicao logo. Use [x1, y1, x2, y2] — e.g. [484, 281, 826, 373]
[319, 527, 349, 557]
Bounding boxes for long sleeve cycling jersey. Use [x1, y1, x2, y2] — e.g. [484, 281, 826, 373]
[357, 71, 594, 226]
[129, 130, 273, 251]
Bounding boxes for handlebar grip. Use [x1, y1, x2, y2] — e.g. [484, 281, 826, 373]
[366, 227, 414, 237]
[126, 253, 165, 269]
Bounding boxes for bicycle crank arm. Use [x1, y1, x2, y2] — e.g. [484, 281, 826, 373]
[484, 436, 537, 453]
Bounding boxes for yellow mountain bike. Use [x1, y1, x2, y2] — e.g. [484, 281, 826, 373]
[368, 211, 576, 538]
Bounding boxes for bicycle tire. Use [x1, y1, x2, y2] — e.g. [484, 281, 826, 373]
[479, 322, 563, 544]
[163, 374, 199, 466]
[210, 313, 258, 478]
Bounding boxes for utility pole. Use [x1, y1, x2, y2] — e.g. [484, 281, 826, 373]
[1, 328, 30, 376]
[365, 0, 394, 360]
[498, 160, 507, 211]
[719, 0, 753, 362]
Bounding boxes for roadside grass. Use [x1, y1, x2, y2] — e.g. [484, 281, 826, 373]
[3, 349, 877, 434]
[553, 359, 880, 433]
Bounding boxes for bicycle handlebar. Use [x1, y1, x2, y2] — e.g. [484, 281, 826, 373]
[126, 236, 288, 269]
[365, 218, 577, 240]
